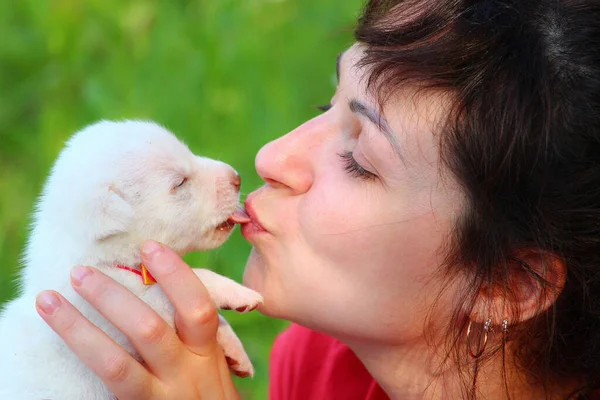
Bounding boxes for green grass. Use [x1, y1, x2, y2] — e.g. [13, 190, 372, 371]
[0, 0, 363, 398]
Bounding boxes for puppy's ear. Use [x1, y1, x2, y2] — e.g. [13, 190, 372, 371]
[90, 186, 134, 240]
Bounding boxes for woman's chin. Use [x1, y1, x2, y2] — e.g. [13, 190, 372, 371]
[242, 248, 269, 297]
[253, 301, 271, 316]
[242, 247, 290, 319]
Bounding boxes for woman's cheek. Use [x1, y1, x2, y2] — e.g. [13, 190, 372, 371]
[297, 184, 384, 267]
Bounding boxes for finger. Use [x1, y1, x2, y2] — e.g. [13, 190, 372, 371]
[69, 266, 187, 379]
[215, 347, 242, 400]
[35, 290, 159, 400]
[140, 240, 220, 356]
[187, 347, 240, 400]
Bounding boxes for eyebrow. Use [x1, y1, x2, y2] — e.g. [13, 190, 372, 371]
[336, 51, 404, 161]
[349, 99, 404, 162]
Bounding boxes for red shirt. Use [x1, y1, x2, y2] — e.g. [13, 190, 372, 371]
[269, 324, 600, 399]
[269, 324, 390, 400]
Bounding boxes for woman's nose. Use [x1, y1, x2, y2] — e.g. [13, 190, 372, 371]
[255, 123, 317, 194]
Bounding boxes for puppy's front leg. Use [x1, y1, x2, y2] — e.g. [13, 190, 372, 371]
[217, 315, 254, 378]
[192, 269, 263, 312]
[191, 269, 259, 378]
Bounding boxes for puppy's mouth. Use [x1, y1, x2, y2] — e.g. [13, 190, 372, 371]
[215, 206, 251, 232]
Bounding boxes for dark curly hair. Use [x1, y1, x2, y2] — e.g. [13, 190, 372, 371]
[355, 0, 600, 398]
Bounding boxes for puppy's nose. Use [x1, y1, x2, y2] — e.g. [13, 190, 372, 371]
[230, 173, 241, 192]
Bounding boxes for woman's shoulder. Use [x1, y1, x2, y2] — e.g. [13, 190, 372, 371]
[269, 324, 389, 400]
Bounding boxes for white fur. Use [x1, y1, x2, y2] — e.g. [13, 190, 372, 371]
[0, 120, 262, 400]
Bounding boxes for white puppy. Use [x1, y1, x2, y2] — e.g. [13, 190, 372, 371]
[0, 120, 262, 400]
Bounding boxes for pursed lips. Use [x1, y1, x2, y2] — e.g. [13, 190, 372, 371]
[243, 198, 268, 233]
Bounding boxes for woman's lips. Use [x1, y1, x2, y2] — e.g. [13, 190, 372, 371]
[240, 200, 269, 239]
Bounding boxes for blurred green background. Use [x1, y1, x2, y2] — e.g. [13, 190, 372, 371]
[0, 0, 362, 398]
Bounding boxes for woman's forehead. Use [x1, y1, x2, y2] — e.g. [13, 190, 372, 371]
[340, 43, 449, 118]
[337, 43, 366, 84]
[338, 44, 449, 154]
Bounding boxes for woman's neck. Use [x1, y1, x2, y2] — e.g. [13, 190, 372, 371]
[347, 338, 461, 399]
[344, 337, 571, 400]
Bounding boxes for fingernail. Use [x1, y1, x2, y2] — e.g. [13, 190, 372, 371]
[71, 266, 92, 287]
[142, 240, 164, 260]
[36, 291, 61, 315]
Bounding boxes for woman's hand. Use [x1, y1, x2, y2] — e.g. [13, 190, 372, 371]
[35, 240, 239, 400]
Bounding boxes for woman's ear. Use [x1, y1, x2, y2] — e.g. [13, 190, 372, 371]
[471, 250, 566, 326]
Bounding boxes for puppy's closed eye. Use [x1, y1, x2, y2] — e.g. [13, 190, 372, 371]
[173, 176, 188, 189]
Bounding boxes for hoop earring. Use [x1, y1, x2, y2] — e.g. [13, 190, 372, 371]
[466, 316, 492, 359]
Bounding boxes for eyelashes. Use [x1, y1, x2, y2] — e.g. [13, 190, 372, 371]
[173, 176, 188, 190]
[338, 151, 378, 181]
[316, 103, 378, 182]
[316, 103, 332, 112]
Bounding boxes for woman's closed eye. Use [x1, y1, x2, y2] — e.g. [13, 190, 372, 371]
[338, 151, 378, 181]
[315, 102, 378, 181]
[316, 103, 332, 112]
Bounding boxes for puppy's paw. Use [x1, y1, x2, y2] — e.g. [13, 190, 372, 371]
[193, 268, 263, 313]
[219, 285, 263, 313]
[217, 315, 254, 378]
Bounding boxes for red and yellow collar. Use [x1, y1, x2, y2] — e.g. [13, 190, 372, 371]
[116, 264, 157, 285]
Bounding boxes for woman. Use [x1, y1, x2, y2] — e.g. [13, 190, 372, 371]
[34, 0, 600, 398]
